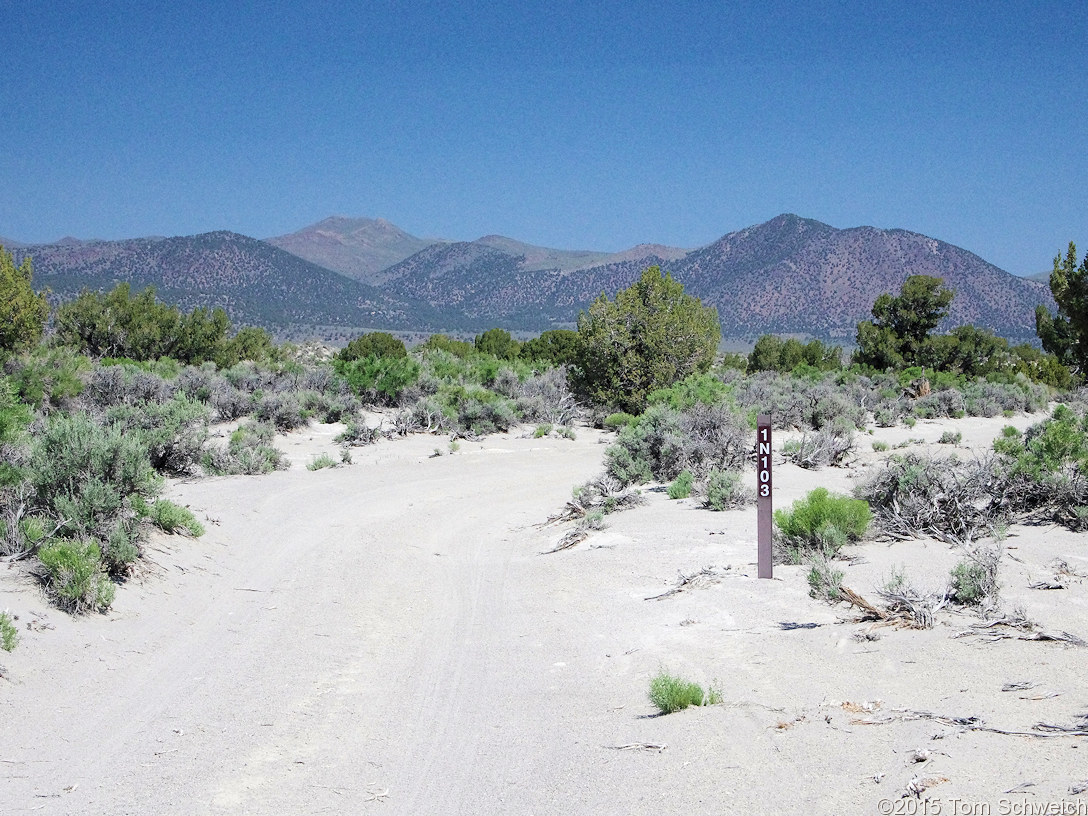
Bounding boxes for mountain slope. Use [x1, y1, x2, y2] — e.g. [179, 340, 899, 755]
[379, 214, 1050, 340]
[14, 231, 435, 331]
[10, 215, 1053, 342]
[671, 214, 1050, 339]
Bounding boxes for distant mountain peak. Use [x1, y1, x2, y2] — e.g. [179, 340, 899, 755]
[266, 217, 441, 285]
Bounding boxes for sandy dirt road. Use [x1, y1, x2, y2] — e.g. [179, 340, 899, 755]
[2, 418, 1087, 814]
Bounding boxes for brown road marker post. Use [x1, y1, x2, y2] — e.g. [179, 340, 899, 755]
[757, 414, 772, 579]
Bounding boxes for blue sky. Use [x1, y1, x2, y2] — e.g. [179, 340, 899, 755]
[1, 1, 1084, 275]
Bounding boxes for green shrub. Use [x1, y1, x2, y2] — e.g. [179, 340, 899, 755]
[572, 266, 719, 413]
[0, 611, 18, 652]
[147, 499, 205, 536]
[533, 423, 553, 438]
[647, 373, 732, 411]
[0, 246, 49, 356]
[603, 412, 637, 431]
[557, 426, 576, 440]
[519, 329, 579, 366]
[335, 355, 421, 404]
[667, 470, 694, 499]
[774, 488, 871, 561]
[703, 469, 752, 511]
[872, 441, 890, 452]
[338, 331, 408, 362]
[474, 328, 521, 360]
[0, 378, 31, 485]
[939, 430, 962, 445]
[37, 539, 115, 613]
[648, 669, 720, 714]
[418, 334, 474, 359]
[307, 453, 338, 471]
[9, 346, 90, 410]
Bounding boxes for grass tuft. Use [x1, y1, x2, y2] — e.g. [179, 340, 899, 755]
[648, 668, 720, 714]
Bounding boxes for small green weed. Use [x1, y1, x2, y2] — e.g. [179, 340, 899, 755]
[807, 554, 845, 602]
[648, 669, 721, 714]
[37, 539, 115, 613]
[148, 500, 205, 536]
[533, 423, 553, 438]
[0, 611, 17, 652]
[871, 441, 890, 452]
[939, 430, 962, 445]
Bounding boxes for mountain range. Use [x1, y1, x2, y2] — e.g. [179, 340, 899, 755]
[5, 214, 1053, 343]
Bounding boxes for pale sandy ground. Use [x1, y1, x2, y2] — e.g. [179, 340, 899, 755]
[2, 412, 1087, 815]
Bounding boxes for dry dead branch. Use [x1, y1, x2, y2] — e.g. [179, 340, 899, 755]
[606, 742, 668, 753]
[1029, 579, 1066, 590]
[644, 566, 723, 600]
[541, 528, 587, 555]
[839, 584, 941, 630]
[1001, 681, 1037, 692]
[851, 707, 1088, 739]
[956, 609, 1085, 646]
[1034, 714, 1088, 737]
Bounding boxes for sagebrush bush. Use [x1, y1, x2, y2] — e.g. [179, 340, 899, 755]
[105, 393, 210, 474]
[202, 421, 287, 475]
[648, 669, 720, 714]
[702, 469, 753, 511]
[774, 488, 870, 562]
[514, 367, 578, 425]
[335, 418, 381, 446]
[807, 554, 845, 602]
[605, 402, 749, 485]
[253, 391, 309, 431]
[391, 396, 449, 435]
[36, 539, 115, 613]
[783, 419, 856, 468]
[912, 387, 967, 419]
[30, 412, 161, 573]
[948, 550, 999, 607]
[82, 364, 174, 409]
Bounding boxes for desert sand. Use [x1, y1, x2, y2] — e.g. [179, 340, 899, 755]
[2, 413, 1086, 815]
